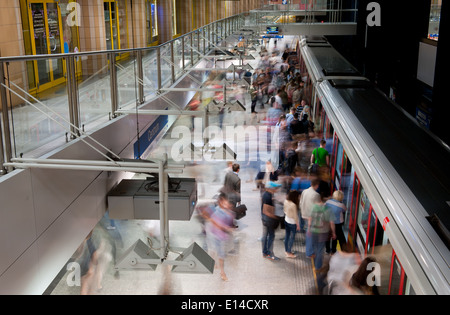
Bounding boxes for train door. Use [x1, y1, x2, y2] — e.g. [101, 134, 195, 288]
[28, 0, 66, 91]
[365, 206, 386, 254]
[330, 133, 347, 192]
[318, 103, 333, 140]
[330, 133, 354, 241]
[347, 176, 387, 254]
[347, 174, 360, 245]
[389, 251, 415, 295]
[330, 133, 339, 191]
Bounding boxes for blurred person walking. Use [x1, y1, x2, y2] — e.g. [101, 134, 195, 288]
[299, 178, 321, 257]
[325, 190, 347, 254]
[284, 190, 300, 258]
[326, 243, 361, 295]
[205, 193, 236, 281]
[349, 257, 380, 295]
[222, 163, 241, 209]
[308, 194, 336, 270]
[261, 181, 282, 260]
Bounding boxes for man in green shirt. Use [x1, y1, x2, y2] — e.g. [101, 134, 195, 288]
[311, 139, 330, 167]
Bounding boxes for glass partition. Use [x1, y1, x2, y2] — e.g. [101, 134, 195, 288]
[173, 38, 184, 81]
[77, 53, 111, 130]
[142, 48, 160, 97]
[4, 8, 356, 162]
[6, 57, 71, 158]
[183, 37, 193, 70]
[192, 31, 200, 65]
[0, 13, 254, 161]
[160, 44, 174, 88]
[117, 52, 139, 108]
[199, 28, 206, 56]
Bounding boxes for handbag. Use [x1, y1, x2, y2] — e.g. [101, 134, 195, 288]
[262, 203, 277, 219]
[308, 147, 320, 174]
[308, 163, 318, 175]
[233, 204, 247, 220]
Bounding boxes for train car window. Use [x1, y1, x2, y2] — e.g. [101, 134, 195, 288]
[330, 133, 339, 191]
[348, 175, 360, 242]
[320, 108, 334, 141]
[326, 116, 334, 140]
[404, 279, 416, 295]
[320, 106, 326, 136]
[305, 77, 312, 104]
[299, 54, 306, 74]
[335, 142, 344, 186]
[356, 186, 371, 253]
[313, 94, 321, 128]
[389, 251, 406, 295]
[366, 207, 379, 254]
[342, 165, 354, 241]
[341, 154, 353, 207]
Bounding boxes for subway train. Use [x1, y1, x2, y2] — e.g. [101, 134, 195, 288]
[296, 36, 450, 295]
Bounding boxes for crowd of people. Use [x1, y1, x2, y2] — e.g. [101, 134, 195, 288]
[198, 42, 379, 295]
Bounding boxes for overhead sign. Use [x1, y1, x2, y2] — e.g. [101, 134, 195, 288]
[134, 114, 169, 159]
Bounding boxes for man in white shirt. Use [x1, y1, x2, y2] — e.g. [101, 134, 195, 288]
[299, 178, 320, 257]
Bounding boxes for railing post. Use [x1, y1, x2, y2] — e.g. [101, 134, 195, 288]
[136, 50, 145, 104]
[109, 52, 119, 118]
[170, 41, 175, 84]
[197, 31, 200, 61]
[181, 36, 185, 70]
[0, 62, 13, 173]
[66, 56, 80, 138]
[190, 33, 194, 65]
[207, 25, 211, 51]
[202, 28, 206, 55]
[156, 47, 162, 91]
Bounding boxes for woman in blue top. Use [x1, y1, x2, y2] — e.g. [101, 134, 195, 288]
[325, 190, 347, 254]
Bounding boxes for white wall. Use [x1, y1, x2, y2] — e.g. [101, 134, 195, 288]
[0, 116, 138, 294]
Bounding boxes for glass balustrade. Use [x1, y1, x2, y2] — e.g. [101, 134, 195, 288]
[0, 14, 244, 164]
[0, 6, 356, 169]
[4, 57, 71, 158]
[77, 53, 112, 129]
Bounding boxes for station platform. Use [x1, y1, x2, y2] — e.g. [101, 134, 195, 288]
[43, 37, 320, 296]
